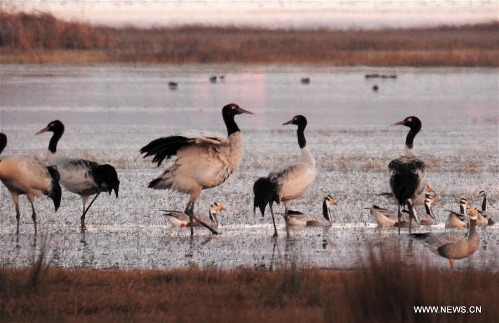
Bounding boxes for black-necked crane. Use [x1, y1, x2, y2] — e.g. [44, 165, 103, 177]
[411, 207, 480, 268]
[286, 195, 337, 227]
[35, 120, 120, 230]
[388, 116, 427, 234]
[0, 133, 62, 234]
[444, 198, 470, 228]
[162, 202, 226, 229]
[140, 103, 253, 236]
[253, 115, 316, 237]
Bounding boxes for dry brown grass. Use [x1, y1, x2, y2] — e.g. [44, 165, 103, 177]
[1, 10, 498, 66]
[1, 244, 498, 323]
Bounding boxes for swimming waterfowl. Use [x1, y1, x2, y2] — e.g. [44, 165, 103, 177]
[444, 198, 470, 229]
[419, 196, 437, 225]
[163, 202, 226, 229]
[286, 195, 337, 227]
[477, 191, 495, 226]
[370, 205, 412, 228]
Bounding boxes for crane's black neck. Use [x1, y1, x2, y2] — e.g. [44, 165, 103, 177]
[322, 200, 330, 221]
[48, 130, 64, 154]
[0, 133, 6, 155]
[297, 125, 306, 149]
[405, 125, 421, 150]
[223, 113, 240, 136]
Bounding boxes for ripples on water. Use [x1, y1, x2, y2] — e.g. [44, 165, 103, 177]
[0, 65, 498, 270]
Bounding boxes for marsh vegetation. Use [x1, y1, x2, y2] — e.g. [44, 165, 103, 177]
[1, 10, 498, 66]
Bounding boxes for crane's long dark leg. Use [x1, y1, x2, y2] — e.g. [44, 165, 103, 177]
[409, 211, 412, 234]
[81, 192, 101, 230]
[406, 199, 419, 235]
[185, 202, 194, 236]
[184, 202, 219, 235]
[269, 204, 278, 237]
[28, 196, 37, 235]
[284, 207, 290, 238]
[14, 198, 21, 235]
[397, 204, 402, 235]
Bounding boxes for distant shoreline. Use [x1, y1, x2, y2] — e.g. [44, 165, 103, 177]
[1, 11, 498, 66]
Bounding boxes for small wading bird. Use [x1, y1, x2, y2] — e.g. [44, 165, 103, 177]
[0, 133, 62, 234]
[411, 207, 480, 268]
[444, 198, 471, 229]
[285, 195, 337, 227]
[253, 115, 316, 237]
[388, 116, 427, 234]
[36, 120, 120, 230]
[140, 103, 253, 236]
[163, 202, 226, 229]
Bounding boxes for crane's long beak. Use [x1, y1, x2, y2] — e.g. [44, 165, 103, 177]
[238, 107, 254, 115]
[391, 120, 406, 126]
[35, 126, 50, 135]
[282, 119, 294, 125]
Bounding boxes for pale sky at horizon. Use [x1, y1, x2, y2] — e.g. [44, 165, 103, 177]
[2, 1, 498, 29]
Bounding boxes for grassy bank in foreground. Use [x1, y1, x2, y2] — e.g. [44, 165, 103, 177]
[1, 11, 498, 66]
[1, 247, 497, 323]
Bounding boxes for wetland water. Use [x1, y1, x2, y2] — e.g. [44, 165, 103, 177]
[1, 65, 498, 270]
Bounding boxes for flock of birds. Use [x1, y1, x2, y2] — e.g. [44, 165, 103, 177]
[0, 103, 495, 268]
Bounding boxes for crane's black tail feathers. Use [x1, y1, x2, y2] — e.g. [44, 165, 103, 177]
[140, 136, 193, 167]
[253, 177, 279, 217]
[92, 164, 120, 198]
[46, 166, 62, 211]
[148, 177, 164, 189]
[389, 160, 420, 205]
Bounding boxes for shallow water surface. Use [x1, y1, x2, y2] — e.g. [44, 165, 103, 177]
[1, 65, 498, 270]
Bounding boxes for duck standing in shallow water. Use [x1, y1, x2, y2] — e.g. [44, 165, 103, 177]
[411, 207, 480, 268]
